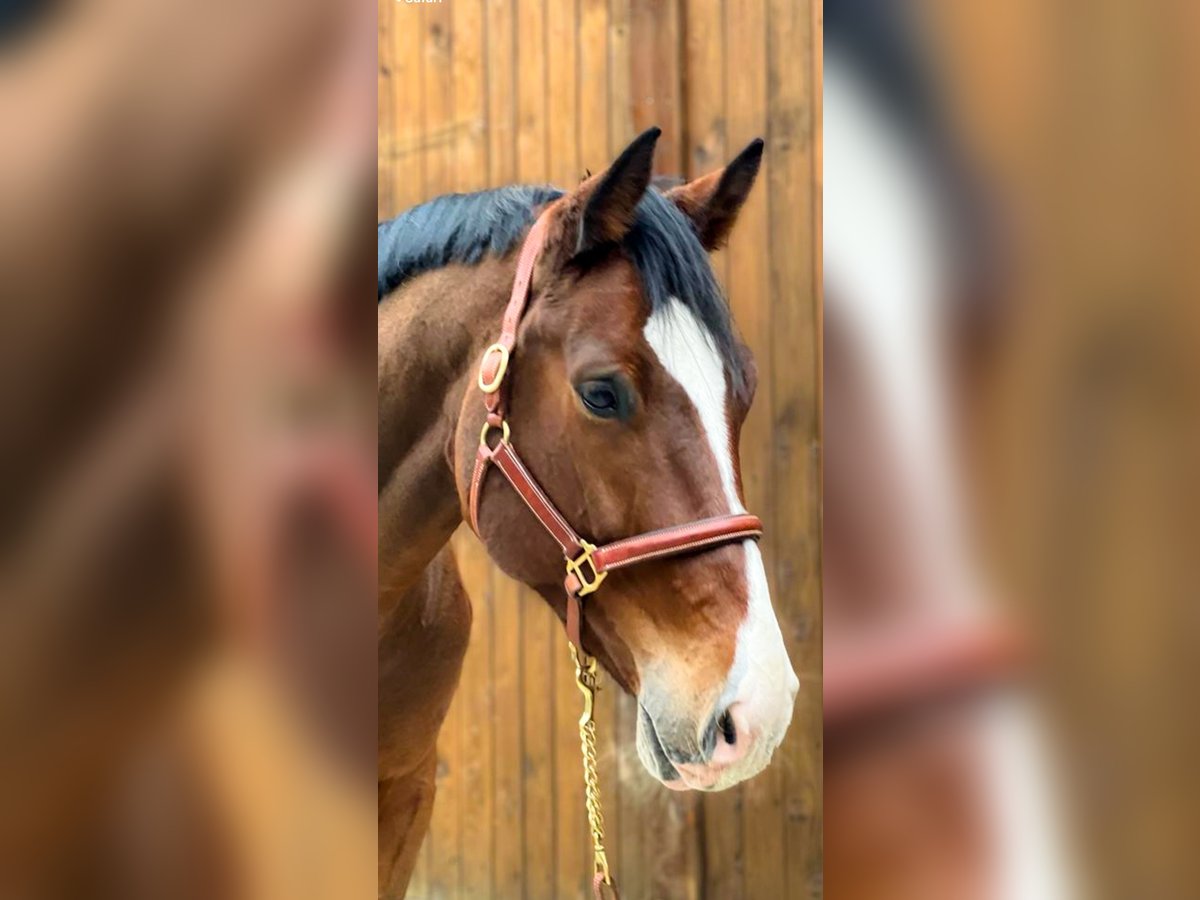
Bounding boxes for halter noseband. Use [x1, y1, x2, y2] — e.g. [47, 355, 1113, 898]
[467, 203, 765, 653]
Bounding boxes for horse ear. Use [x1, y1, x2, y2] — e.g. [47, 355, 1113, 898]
[570, 126, 661, 255]
[667, 138, 764, 251]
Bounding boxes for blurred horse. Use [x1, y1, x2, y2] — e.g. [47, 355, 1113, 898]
[823, 1, 1073, 897]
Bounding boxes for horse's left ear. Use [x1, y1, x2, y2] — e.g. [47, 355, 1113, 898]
[563, 126, 661, 257]
[667, 138, 764, 251]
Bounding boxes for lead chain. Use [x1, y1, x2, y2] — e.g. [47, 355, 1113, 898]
[570, 642, 612, 888]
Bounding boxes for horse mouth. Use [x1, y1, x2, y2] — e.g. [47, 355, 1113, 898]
[638, 703, 681, 783]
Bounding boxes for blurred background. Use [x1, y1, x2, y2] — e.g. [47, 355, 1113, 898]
[378, 0, 822, 897]
[1, 1, 377, 898]
[824, 1, 1200, 898]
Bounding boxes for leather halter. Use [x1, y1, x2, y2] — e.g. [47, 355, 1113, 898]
[468, 203, 765, 655]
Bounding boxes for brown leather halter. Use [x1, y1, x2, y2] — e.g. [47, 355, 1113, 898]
[468, 203, 764, 897]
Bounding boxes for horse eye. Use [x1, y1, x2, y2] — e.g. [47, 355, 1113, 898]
[577, 379, 621, 418]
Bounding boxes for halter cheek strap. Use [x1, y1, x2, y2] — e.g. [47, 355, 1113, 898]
[466, 203, 763, 898]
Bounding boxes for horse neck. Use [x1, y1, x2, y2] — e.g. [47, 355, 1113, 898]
[378, 258, 512, 616]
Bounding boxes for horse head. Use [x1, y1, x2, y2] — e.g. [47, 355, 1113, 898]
[455, 129, 798, 791]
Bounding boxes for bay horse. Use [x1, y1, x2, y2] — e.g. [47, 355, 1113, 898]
[378, 128, 799, 896]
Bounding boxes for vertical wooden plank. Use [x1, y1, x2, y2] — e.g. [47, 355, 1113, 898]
[767, 0, 822, 897]
[681, 0, 726, 183]
[630, 0, 684, 174]
[421, 2, 461, 896]
[724, 1, 787, 895]
[705, 784, 745, 900]
[486, 0, 517, 189]
[547, 0, 581, 187]
[456, 537, 496, 899]
[579, 0, 611, 174]
[452, 0, 489, 197]
[492, 572, 524, 900]
[682, 0, 730, 288]
[452, 0, 488, 198]
[378, 0, 394, 220]
[517, 595, 557, 899]
[515, 2, 557, 897]
[806, 9, 824, 899]
[609, 0, 635, 152]
[422, 0, 454, 197]
[645, 794, 702, 900]
[811, 0, 823, 330]
[516, 0, 549, 181]
[391, 0, 425, 214]
[613, 695, 645, 900]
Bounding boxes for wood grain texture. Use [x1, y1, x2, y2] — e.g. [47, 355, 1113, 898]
[631, 0, 684, 175]
[390, 0, 425, 215]
[378, 0, 394, 219]
[381, 2, 822, 896]
[767, 0, 823, 896]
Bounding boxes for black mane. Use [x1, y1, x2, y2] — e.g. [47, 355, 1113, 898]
[378, 184, 741, 382]
[377, 185, 563, 298]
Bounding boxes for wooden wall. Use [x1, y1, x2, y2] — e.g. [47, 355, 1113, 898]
[378, 1, 822, 896]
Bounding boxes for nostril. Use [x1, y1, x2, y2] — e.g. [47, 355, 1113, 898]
[707, 704, 750, 768]
[718, 710, 737, 745]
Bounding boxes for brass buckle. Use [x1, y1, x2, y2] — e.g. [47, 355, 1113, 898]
[566, 540, 607, 596]
[479, 418, 510, 450]
[477, 343, 510, 393]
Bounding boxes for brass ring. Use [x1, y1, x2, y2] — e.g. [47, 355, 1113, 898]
[477, 343, 510, 394]
[479, 418, 511, 449]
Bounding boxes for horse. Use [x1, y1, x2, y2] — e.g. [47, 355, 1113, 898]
[377, 128, 800, 895]
[822, 2, 1071, 897]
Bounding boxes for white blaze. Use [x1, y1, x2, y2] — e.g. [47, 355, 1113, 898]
[643, 298, 799, 782]
[643, 300, 744, 513]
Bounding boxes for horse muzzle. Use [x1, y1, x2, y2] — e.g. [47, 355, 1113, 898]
[636, 673, 799, 792]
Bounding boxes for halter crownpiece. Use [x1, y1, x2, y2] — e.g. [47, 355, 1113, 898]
[467, 202, 764, 898]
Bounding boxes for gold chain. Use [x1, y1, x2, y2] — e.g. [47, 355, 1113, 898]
[570, 642, 612, 887]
